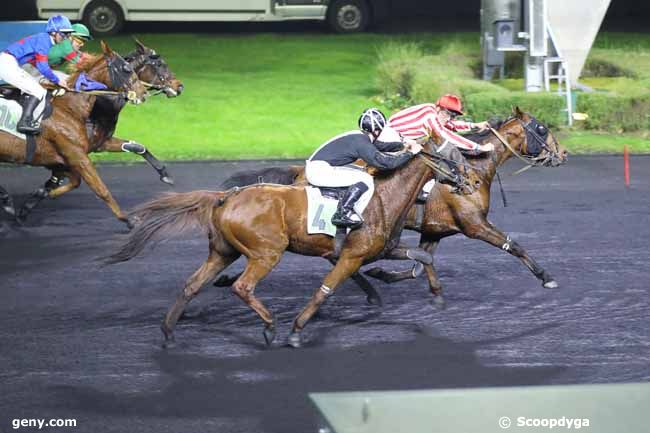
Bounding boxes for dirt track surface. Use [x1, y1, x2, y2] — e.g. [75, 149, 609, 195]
[1, 156, 649, 433]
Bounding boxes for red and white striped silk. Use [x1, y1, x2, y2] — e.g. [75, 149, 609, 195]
[388, 103, 480, 151]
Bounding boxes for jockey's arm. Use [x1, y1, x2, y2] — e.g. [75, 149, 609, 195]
[448, 119, 490, 132]
[34, 55, 61, 85]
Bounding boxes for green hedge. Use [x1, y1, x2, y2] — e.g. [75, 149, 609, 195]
[376, 40, 650, 133]
[576, 93, 650, 132]
[464, 92, 567, 127]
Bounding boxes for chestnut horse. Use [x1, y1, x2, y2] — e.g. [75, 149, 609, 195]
[0, 41, 147, 226]
[107, 140, 443, 348]
[15, 40, 184, 221]
[215, 108, 568, 306]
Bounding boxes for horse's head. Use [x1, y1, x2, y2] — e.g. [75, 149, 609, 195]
[126, 39, 184, 98]
[499, 107, 568, 167]
[70, 41, 147, 105]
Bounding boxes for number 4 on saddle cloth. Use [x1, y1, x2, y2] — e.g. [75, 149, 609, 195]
[306, 179, 438, 237]
[306, 186, 345, 237]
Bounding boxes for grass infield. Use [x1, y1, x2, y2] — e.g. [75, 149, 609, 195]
[82, 32, 648, 162]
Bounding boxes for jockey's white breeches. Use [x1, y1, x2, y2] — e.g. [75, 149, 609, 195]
[0, 52, 47, 119]
[305, 160, 374, 217]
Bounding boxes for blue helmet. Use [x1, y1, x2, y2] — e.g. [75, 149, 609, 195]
[46, 15, 74, 34]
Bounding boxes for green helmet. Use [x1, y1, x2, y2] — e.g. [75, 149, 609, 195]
[71, 23, 92, 40]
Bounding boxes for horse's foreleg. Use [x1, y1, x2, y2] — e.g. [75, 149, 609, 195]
[463, 221, 557, 288]
[17, 171, 68, 221]
[419, 238, 445, 308]
[69, 155, 130, 225]
[162, 251, 237, 347]
[100, 137, 173, 185]
[364, 242, 431, 283]
[0, 184, 16, 217]
[289, 255, 364, 348]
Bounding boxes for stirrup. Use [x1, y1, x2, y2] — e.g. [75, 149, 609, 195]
[331, 210, 362, 229]
[17, 120, 41, 135]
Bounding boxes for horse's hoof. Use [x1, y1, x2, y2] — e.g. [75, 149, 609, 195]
[366, 295, 383, 307]
[160, 175, 174, 186]
[432, 295, 446, 310]
[160, 324, 175, 348]
[263, 324, 276, 346]
[126, 215, 141, 230]
[544, 280, 559, 289]
[287, 332, 302, 348]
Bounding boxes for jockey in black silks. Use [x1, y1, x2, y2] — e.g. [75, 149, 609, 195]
[305, 108, 422, 229]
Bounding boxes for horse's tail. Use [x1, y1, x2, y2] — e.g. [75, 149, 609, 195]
[106, 190, 225, 265]
[220, 165, 302, 189]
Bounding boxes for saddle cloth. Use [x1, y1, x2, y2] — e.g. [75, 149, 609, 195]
[0, 97, 25, 140]
[305, 186, 340, 237]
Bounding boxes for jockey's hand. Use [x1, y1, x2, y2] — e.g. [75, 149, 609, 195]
[57, 81, 71, 91]
[478, 142, 495, 152]
[406, 142, 423, 155]
[474, 121, 490, 131]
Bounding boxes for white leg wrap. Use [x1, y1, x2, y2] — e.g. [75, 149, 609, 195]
[320, 285, 332, 296]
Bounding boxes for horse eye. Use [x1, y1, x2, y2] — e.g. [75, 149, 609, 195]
[536, 125, 547, 135]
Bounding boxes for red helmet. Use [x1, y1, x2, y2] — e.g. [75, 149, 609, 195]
[436, 94, 464, 115]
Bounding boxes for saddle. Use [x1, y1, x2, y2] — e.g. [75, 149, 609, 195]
[316, 186, 347, 201]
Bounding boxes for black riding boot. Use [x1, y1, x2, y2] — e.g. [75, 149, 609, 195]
[17, 94, 42, 135]
[331, 182, 368, 229]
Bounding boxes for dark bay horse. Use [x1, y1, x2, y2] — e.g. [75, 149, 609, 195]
[107, 140, 442, 348]
[214, 108, 568, 306]
[14, 39, 184, 221]
[0, 41, 147, 226]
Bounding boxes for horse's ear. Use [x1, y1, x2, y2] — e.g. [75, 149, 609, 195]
[100, 40, 113, 55]
[513, 106, 524, 118]
[133, 37, 146, 53]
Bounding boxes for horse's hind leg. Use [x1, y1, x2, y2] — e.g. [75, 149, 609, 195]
[231, 254, 283, 346]
[463, 220, 557, 288]
[161, 250, 238, 347]
[100, 137, 174, 185]
[0, 184, 16, 217]
[17, 170, 69, 221]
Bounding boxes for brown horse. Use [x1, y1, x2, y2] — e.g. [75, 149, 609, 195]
[0, 41, 147, 226]
[107, 139, 443, 348]
[215, 108, 568, 306]
[14, 40, 184, 221]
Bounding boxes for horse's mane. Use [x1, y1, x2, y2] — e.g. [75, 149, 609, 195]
[461, 116, 513, 161]
[67, 53, 104, 85]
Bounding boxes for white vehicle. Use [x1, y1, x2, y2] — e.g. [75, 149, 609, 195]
[36, 0, 386, 36]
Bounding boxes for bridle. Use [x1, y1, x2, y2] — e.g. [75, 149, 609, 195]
[489, 115, 562, 171]
[126, 50, 174, 96]
[104, 52, 140, 103]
